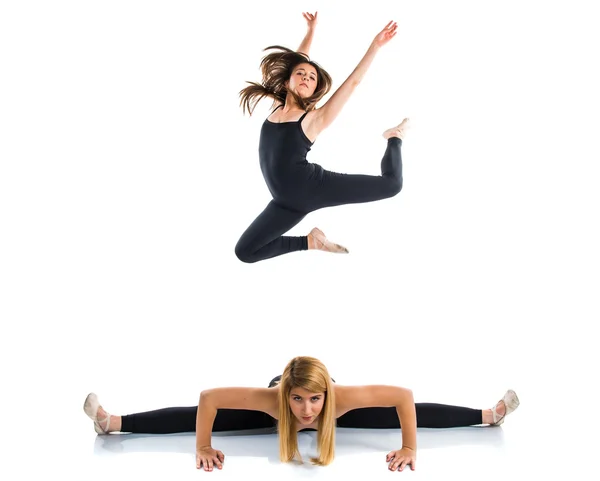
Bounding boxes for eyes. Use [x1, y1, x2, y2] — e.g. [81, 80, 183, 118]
[292, 396, 321, 402]
[296, 71, 316, 82]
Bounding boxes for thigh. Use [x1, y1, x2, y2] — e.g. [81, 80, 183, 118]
[305, 169, 401, 211]
[213, 409, 276, 432]
[237, 200, 306, 249]
[337, 407, 400, 429]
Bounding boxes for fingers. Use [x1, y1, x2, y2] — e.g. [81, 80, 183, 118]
[388, 455, 405, 471]
[196, 456, 225, 471]
[390, 458, 416, 471]
[384, 21, 398, 32]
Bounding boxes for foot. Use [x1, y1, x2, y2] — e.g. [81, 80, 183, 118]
[490, 389, 520, 425]
[83, 393, 112, 434]
[307, 227, 349, 254]
[383, 118, 411, 140]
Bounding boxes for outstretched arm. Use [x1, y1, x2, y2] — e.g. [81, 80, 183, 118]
[336, 383, 417, 471]
[298, 12, 318, 56]
[313, 21, 398, 133]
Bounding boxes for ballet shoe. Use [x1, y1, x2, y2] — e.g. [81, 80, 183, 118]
[84, 393, 111, 434]
[382, 118, 411, 140]
[491, 389, 520, 425]
[309, 227, 349, 254]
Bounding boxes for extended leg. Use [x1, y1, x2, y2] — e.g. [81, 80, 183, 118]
[235, 200, 308, 263]
[337, 390, 519, 429]
[83, 393, 275, 434]
[300, 136, 404, 213]
[337, 403, 483, 429]
[120, 407, 275, 434]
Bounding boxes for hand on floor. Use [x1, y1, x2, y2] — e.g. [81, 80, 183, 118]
[386, 447, 416, 471]
[196, 446, 225, 471]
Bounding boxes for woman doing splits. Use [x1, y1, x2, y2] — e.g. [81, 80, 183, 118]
[235, 13, 410, 263]
[83, 356, 520, 472]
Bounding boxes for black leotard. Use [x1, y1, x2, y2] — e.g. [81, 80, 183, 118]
[235, 105, 404, 263]
[259, 107, 323, 208]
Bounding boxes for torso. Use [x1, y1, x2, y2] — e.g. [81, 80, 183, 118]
[259, 104, 324, 203]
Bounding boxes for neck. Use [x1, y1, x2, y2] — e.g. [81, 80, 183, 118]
[284, 95, 304, 113]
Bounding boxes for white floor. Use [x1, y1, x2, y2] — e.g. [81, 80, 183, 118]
[2, 1, 599, 480]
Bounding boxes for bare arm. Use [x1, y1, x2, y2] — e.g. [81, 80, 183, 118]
[298, 12, 318, 56]
[195, 387, 277, 450]
[336, 384, 417, 452]
[313, 21, 398, 133]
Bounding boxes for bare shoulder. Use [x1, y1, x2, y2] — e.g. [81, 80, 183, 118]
[303, 108, 328, 141]
[266, 103, 284, 122]
[202, 386, 279, 417]
[334, 384, 411, 416]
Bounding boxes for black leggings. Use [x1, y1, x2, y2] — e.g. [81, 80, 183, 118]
[120, 375, 482, 434]
[234, 138, 403, 263]
[120, 404, 483, 434]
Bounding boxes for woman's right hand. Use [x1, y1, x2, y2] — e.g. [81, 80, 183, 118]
[196, 445, 225, 471]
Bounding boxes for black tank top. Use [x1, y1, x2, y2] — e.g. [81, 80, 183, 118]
[258, 105, 317, 199]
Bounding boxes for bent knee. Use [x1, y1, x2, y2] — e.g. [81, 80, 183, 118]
[234, 244, 257, 263]
[387, 177, 403, 197]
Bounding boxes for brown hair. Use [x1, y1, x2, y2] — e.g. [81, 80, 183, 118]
[239, 46, 333, 116]
[277, 356, 336, 466]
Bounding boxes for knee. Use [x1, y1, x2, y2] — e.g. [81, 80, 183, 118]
[388, 177, 403, 197]
[234, 242, 257, 264]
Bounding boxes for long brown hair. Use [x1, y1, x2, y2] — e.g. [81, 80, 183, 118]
[278, 356, 336, 466]
[239, 46, 333, 116]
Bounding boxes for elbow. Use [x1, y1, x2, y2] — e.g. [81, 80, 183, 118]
[401, 387, 414, 402]
[199, 389, 213, 404]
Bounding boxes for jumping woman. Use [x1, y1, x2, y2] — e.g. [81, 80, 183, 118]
[234, 13, 410, 263]
[83, 356, 520, 472]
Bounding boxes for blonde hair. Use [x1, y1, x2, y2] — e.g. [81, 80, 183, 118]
[277, 356, 336, 466]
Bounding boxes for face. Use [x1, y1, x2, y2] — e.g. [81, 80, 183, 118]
[286, 63, 318, 98]
[288, 386, 325, 425]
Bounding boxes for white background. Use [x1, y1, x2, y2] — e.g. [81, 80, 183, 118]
[1, 0, 598, 479]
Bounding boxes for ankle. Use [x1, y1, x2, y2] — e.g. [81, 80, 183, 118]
[109, 415, 122, 432]
[98, 406, 121, 432]
[482, 409, 493, 425]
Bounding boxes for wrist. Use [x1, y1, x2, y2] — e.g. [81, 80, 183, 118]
[402, 445, 416, 452]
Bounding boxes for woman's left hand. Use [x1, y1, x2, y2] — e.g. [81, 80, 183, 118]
[372, 20, 398, 49]
[302, 11, 318, 30]
[386, 447, 416, 471]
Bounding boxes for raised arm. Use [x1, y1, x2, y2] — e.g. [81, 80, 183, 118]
[313, 21, 398, 133]
[336, 383, 417, 471]
[195, 387, 277, 470]
[298, 12, 318, 56]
